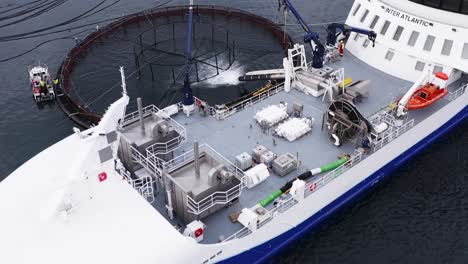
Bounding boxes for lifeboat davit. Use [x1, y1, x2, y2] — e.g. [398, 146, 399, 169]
[407, 72, 448, 110]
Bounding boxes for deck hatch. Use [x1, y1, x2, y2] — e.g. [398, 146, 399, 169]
[98, 146, 113, 163]
[106, 131, 117, 143]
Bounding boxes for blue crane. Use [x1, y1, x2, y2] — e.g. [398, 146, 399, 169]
[182, 0, 195, 108]
[279, 0, 326, 69]
[326, 23, 377, 47]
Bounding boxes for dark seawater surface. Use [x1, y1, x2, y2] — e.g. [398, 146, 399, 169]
[0, 0, 466, 263]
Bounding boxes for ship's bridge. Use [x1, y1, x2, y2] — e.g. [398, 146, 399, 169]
[345, 0, 468, 82]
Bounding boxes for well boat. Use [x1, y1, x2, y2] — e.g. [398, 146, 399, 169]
[1, 0, 467, 263]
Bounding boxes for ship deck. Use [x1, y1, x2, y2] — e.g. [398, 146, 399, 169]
[141, 52, 467, 244]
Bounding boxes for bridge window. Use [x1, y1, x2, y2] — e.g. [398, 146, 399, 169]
[393, 26, 404, 41]
[385, 50, 395, 61]
[441, 39, 453, 56]
[433, 65, 444, 74]
[363, 39, 370, 47]
[423, 35, 435, 51]
[369, 15, 379, 29]
[407, 31, 420, 46]
[415, 61, 425, 71]
[353, 3, 361, 16]
[360, 9, 369, 23]
[353, 32, 360, 41]
[462, 43, 468, 59]
[380, 20, 390, 35]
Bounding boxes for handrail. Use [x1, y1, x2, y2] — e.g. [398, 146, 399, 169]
[372, 118, 414, 153]
[167, 144, 245, 215]
[223, 150, 363, 242]
[446, 83, 467, 102]
[118, 167, 155, 203]
[131, 146, 162, 178]
[165, 144, 244, 181]
[304, 149, 363, 198]
[122, 104, 187, 173]
[223, 105, 425, 242]
[187, 184, 242, 215]
[200, 82, 284, 120]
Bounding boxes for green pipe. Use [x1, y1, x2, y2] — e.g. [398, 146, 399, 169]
[258, 157, 349, 207]
[319, 157, 348, 172]
[259, 189, 282, 207]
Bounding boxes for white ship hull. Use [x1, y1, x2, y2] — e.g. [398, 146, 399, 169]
[0, 1, 467, 263]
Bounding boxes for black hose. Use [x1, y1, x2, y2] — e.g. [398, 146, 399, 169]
[279, 171, 312, 193]
[0, 0, 109, 40]
[0, 0, 68, 27]
[0, 0, 46, 15]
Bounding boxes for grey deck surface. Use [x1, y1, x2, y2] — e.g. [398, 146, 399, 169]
[146, 52, 466, 244]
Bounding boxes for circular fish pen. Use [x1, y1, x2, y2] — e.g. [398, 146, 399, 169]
[56, 5, 293, 128]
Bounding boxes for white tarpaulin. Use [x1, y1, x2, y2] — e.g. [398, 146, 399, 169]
[275, 118, 312, 141]
[244, 163, 270, 189]
[254, 103, 288, 127]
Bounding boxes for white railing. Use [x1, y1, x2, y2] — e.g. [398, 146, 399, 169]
[223, 196, 299, 242]
[202, 82, 284, 120]
[372, 118, 415, 153]
[118, 167, 155, 203]
[446, 83, 467, 102]
[223, 225, 252, 242]
[304, 150, 364, 198]
[122, 104, 157, 125]
[146, 136, 184, 156]
[223, 150, 364, 242]
[131, 146, 163, 179]
[165, 144, 245, 181]
[122, 104, 187, 142]
[165, 144, 245, 215]
[368, 110, 397, 127]
[123, 104, 187, 178]
[187, 184, 243, 215]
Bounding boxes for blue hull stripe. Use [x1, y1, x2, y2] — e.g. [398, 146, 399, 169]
[222, 106, 467, 264]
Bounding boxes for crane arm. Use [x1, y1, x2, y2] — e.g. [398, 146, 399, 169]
[280, 0, 325, 68]
[182, 0, 194, 106]
[326, 23, 377, 47]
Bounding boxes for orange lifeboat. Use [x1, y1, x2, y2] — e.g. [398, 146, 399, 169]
[407, 72, 448, 110]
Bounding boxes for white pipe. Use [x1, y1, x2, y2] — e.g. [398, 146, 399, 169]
[165, 178, 174, 220]
[283, 58, 291, 92]
[331, 133, 340, 146]
[310, 168, 322, 175]
[119, 66, 127, 95]
[194, 141, 200, 179]
[137, 97, 145, 134]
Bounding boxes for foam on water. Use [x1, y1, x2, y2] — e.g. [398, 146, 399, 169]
[205, 61, 245, 87]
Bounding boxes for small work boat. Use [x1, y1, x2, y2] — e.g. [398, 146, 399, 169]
[407, 71, 448, 110]
[28, 64, 55, 103]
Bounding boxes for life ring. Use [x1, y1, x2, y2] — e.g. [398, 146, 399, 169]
[309, 182, 317, 192]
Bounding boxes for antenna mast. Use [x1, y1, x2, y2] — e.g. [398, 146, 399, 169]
[119, 66, 128, 95]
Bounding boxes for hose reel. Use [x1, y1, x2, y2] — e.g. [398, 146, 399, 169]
[324, 99, 369, 146]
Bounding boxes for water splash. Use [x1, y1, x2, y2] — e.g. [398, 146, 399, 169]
[204, 61, 244, 86]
